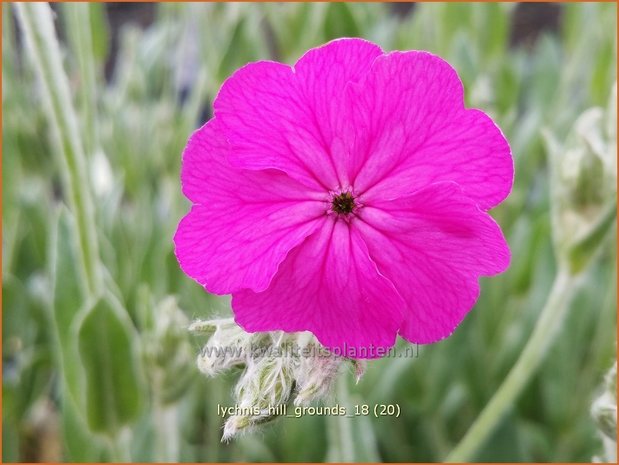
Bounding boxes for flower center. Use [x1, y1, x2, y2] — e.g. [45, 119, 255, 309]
[331, 192, 356, 215]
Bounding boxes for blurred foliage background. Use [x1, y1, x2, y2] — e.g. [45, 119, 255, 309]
[2, 2, 617, 462]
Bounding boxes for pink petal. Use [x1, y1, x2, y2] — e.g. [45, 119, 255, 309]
[346, 51, 513, 210]
[174, 120, 326, 295]
[232, 221, 406, 358]
[355, 182, 510, 344]
[214, 38, 383, 191]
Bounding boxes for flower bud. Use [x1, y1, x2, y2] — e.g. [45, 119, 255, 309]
[543, 83, 617, 273]
[141, 296, 196, 404]
[222, 354, 295, 441]
[195, 319, 249, 377]
[294, 344, 343, 406]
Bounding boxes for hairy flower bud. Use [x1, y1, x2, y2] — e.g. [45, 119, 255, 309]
[222, 354, 295, 441]
[190, 322, 367, 440]
[194, 318, 249, 376]
[294, 345, 343, 406]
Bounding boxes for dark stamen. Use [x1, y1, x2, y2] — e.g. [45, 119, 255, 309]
[332, 192, 355, 215]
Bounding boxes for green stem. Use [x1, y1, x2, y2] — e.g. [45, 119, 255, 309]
[327, 376, 355, 462]
[14, 3, 103, 297]
[64, 2, 100, 156]
[445, 268, 580, 462]
[152, 371, 180, 462]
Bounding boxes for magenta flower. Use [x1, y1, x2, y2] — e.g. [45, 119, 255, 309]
[174, 38, 513, 358]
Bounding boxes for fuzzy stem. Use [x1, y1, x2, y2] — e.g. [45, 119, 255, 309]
[445, 268, 580, 462]
[14, 2, 103, 297]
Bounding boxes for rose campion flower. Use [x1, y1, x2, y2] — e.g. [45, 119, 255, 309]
[174, 38, 513, 358]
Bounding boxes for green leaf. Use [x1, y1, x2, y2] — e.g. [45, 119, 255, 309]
[61, 394, 106, 461]
[77, 295, 144, 435]
[49, 209, 87, 403]
[48, 208, 105, 460]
